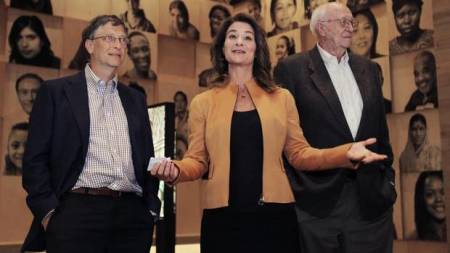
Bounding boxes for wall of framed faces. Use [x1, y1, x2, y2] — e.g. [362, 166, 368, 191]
[0, 0, 448, 251]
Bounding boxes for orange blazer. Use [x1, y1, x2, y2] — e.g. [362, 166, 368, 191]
[174, 79, 353, 209]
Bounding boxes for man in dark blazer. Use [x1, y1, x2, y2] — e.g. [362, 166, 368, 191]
[22, 15, 160, 253]
[274, 3, 396, 253]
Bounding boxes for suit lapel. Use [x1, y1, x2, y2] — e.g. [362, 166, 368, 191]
[64, 72, 90, 154]
[308, 47, 353, 139]
[348, 53, 370, 141]
[117, 84, 141, 176]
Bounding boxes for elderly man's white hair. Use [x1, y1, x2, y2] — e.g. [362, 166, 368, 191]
[309, 2, 351, 37]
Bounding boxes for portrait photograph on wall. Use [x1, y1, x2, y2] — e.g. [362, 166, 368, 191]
[232, 0, 266, 28]
[6, 9, 63, 69]
[0, 64, 57, 176]
[111, 0, 158, 33]
[199, 2, 232, 43]
[159, 0, 200, 41]
[120, 31, 158, 82]
[387, 109, 443, 241]
[349, 7, 388, 59]
[391, 49, 438, 113]
[388, 0, 434, 56]
[267, 29, 301, 68]
[265, 0, 302, 37]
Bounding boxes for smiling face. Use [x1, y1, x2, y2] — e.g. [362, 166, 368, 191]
[424, 176, 446, 221]
[17, 77, 42, 114]
[223, 21, 256, 67]
[85, 22, 127, 72]
[414, 54, 435, 95]
[7, 129, 28, 169]
[350, 13, 374, 58]
[273, 0, 296, 30]
[17, 26, 43, 59]
[275, 37, 289, 60]
[395, 3, 421, 39]
[129, 34, 150, 73]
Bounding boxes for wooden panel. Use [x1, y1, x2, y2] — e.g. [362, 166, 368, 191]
[63, 0, 112, 21]
[158, 35, 196, 77]
[61, 18, 89, 69]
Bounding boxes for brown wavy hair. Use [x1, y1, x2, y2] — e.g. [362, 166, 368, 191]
[210, 13, 277, 93]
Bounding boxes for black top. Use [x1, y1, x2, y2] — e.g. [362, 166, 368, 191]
[229, 109, 263, 209]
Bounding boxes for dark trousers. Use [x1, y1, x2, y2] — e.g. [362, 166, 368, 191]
[297, 181, 394, 253]
[201, 204, 300, 253]
[45, 192, 155, 253]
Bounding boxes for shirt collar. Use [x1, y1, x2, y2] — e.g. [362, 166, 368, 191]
[317, 43, 349, 66]
[84, 64, 118, 93]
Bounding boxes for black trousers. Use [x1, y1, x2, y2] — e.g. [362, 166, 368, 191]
[201, 204, 300, 253]
[45, 192, 155, 253]
[297, 181, 394, 253]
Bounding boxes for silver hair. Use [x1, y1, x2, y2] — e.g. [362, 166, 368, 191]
[309, 2, 350, 37]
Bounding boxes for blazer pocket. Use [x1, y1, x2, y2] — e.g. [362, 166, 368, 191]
[279, 157, 286, 173]
[202, 163, 215, 180]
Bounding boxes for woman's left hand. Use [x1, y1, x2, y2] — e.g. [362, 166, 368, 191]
[347, 138, 387, 168]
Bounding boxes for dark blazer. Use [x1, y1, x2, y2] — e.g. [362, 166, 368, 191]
[274, 46, 396, 221]
[21, 72, 160, 252]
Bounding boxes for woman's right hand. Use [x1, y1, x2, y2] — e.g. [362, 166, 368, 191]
[149, 159, 180, 184]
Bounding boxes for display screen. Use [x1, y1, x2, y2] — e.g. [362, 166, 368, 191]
[147, 103, 175, 219]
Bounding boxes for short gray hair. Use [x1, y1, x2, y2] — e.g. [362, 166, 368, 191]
[309, 2, 349, 36]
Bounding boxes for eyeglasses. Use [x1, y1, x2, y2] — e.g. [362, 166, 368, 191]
[320, 18, 359, 28]
[91, 35, 129, 45]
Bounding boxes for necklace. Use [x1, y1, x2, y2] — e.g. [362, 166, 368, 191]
[238, 85, 248, 98]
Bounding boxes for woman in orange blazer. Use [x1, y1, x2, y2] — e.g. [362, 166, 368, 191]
[150, 13, 387, 253]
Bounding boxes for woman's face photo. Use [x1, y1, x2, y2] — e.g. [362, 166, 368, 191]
[273, 0, 296, 30]
[7, 129, 28, 169]
[424, 176, 445, 221]
[394, 3, 421, 37]
[411, 120, 426, 148]
[17, 26, 43, 59]
[174, 93, 187, 114]
[210, 8, 228, 36]
[414, 55, 435, 95]
[275, 36, 289, 60]
[223, 21, 256, 66]
[351, 13, 374, 58]
[170, 6, 188, 31]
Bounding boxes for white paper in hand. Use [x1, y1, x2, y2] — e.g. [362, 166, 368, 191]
[147, 157, 170, 172]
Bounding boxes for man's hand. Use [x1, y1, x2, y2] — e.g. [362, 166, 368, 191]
[149, 159, 180, 184]
[347, 138, 387, 169]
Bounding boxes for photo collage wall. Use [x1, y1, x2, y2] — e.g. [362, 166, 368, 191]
[0, 0, 443, 243]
